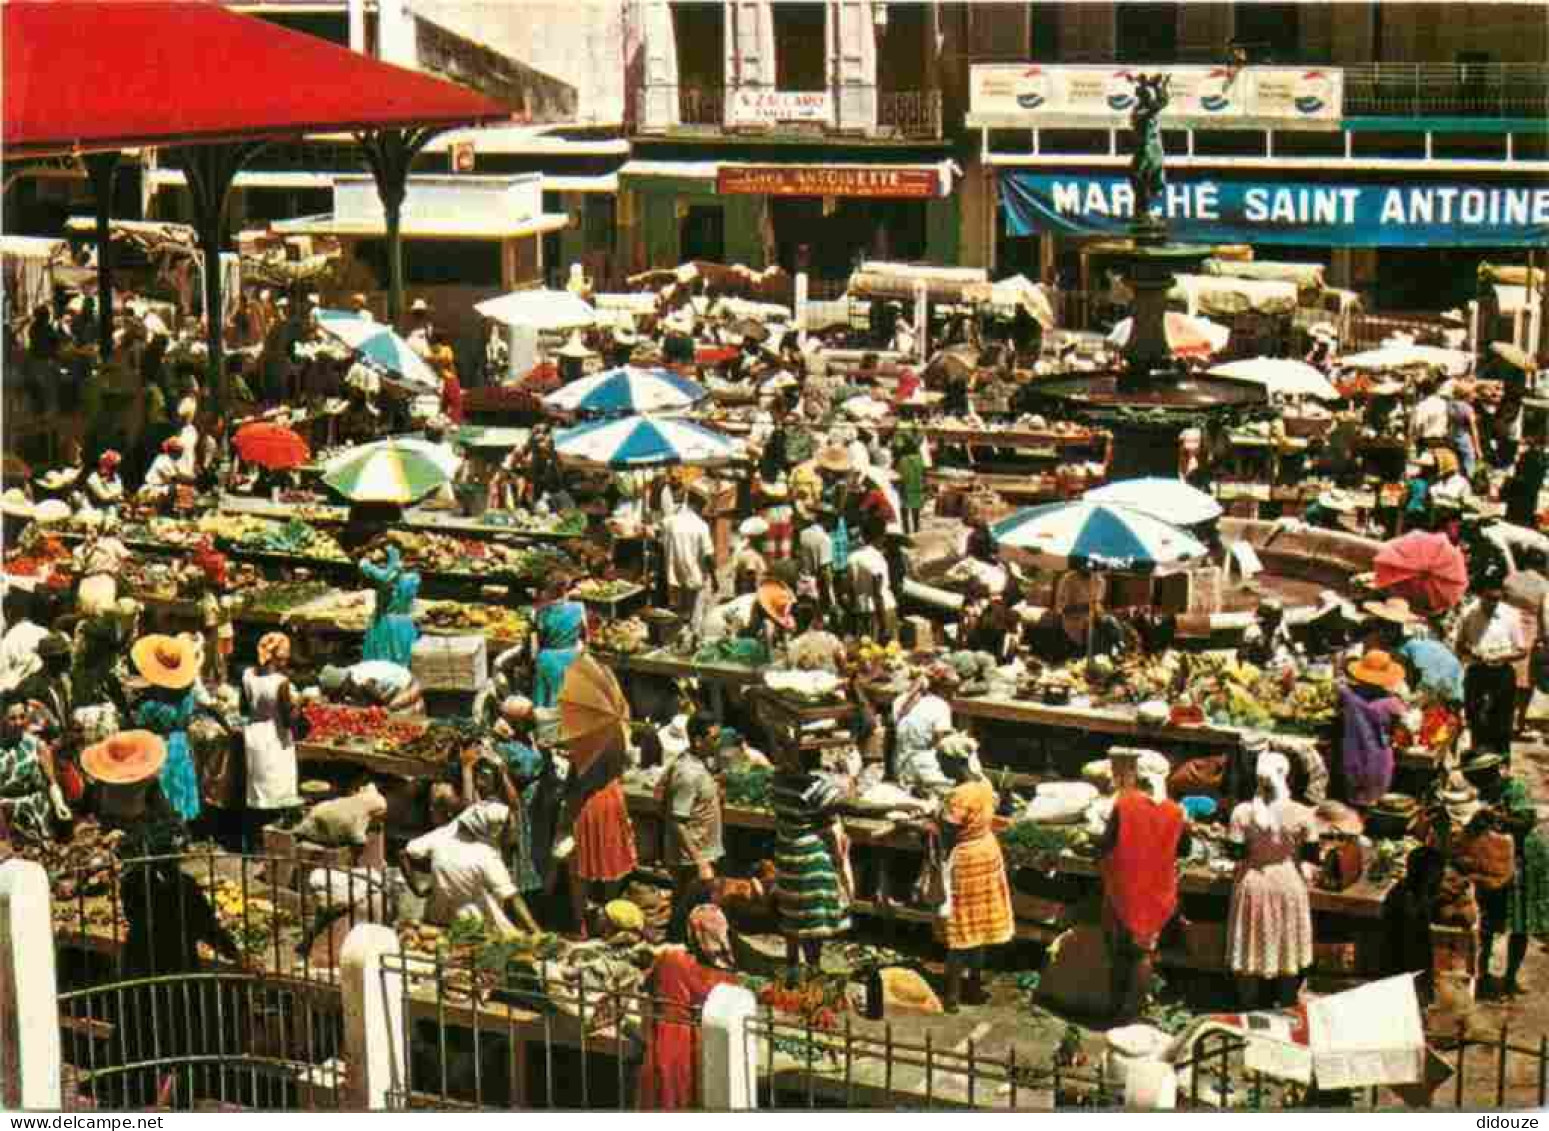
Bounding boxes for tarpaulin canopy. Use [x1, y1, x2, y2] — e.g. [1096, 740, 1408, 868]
[2, 0, 511, 157]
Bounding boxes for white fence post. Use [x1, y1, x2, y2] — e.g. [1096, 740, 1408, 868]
[0, 860, 62, 1110]
[700, 983, 759, 1111]
[341, 924, 406, 1111]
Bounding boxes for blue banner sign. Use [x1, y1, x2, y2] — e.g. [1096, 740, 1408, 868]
[1002, 171, 1549, 248]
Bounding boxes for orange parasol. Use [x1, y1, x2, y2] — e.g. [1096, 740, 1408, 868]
[557, 653, 632, 775]
[233, 421, 311, 470]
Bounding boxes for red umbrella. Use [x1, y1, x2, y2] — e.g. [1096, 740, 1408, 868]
[232, 422, 310, 470]
[1373, 531, 1469, 613]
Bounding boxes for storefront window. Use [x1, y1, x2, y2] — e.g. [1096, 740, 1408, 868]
[681, 204, 725, 262]
[1117, 2, 1178, 64]
[1233, 2, 1301, 63]
[773, 1, 827, 91]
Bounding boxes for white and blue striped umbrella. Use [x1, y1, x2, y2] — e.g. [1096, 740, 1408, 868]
[992, 500, 1207, 574]
[315, 309, 440, 393]
[542, 366, 707, 417]
[554, 415, 744, 470]
[1083, 477, 1223, 526]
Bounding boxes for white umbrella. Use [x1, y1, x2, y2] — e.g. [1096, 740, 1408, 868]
[314, 309, 440, 393]
[554, 415, 745, 469]
[475, 289, 599, 331]
[1336, 344, 1472, 376]
[992, 501, 1208, 574]
[1083, 477, 1223, 525]
[1207, 356, 1340, 401]
[327, 435, 461, 478]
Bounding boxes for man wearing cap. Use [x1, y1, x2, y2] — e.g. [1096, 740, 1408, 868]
[731, 517, 769, 597]
[1097, 747, 1191, 1023]
[1454, 576, 1528, 759]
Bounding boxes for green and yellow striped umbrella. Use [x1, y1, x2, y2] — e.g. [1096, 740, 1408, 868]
[321, 440, 450, 505]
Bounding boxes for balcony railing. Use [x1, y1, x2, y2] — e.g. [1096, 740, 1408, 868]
[1343, 62, 1549, 120]
[635, 85, 943, 140]
[877, 89, 943, 140]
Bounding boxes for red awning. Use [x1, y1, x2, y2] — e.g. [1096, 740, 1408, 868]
[3, 0, 512, 158]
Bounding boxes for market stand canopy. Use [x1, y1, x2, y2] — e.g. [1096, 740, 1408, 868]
[2, 0, 512, 156]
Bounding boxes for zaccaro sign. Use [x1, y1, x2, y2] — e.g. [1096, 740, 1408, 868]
[726, 89, 833, 127]
[969, 64, 1343, 128]
[717, 165, 944, 199]
[1001, 171, 1549, 248]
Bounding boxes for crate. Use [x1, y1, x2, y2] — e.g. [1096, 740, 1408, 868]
[411, 633, 488, 692]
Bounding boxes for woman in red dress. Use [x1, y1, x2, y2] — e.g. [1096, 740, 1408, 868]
[637, 905, 738, 1110]
[561, 742, 639, 937]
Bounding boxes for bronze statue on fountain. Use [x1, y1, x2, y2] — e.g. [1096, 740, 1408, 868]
[1015, 72, 1269, 478]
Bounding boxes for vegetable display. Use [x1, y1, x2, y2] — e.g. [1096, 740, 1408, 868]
[239, 580, 337, 616]
[722, 765, 774, 811]
[300, 704, 427, 747]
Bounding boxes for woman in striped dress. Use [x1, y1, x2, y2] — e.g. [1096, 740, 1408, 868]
[772, 748, 852, 987]
[936, 745, 1014, 1012]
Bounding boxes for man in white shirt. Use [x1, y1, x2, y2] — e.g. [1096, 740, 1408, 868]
[399, 801, 539, 934]
[318, 661, 425, 713]
[1410, 377, 1449, 446]
[661, 498, 715, 620]
[1453, 578, 1528, 757]
[847, 529, 897, 642]
[0, 589, 49, 694]
[406, 298, 434, 359]
[797, 509, 835, 614]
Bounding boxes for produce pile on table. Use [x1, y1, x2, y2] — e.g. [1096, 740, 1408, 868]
[368, 530, 573, 582]
[200, 514, 347, 560]
[481, 509, 588, 536]
[300, 704, 428, 748]
[238, 580, 338, 617]
[399, 720, 482, 764]
[722, 765, 774, 811]
[208, 879, 298, 956]
[573, 577, 641, 602]
[419, 600, 531, 641]
[592, 617, 650, 655]
[4, 530, 73, 578]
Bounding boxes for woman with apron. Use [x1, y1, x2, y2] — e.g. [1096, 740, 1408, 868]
[242, 633, 300, 849]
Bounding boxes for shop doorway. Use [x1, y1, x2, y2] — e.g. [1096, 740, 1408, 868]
[680, 204, 724, 263]
[770, 196, 928, 282]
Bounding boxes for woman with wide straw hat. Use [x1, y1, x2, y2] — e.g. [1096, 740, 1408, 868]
[130, 633, 216, 823]
[241, 633, 301, 849]
[81, 729, 173, 832]
[1337, 650, 1411, 809]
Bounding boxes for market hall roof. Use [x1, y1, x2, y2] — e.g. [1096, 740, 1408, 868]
[2, 0, 512, 159]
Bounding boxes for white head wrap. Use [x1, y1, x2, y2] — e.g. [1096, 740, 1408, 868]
[1251, 750, 1292, 833]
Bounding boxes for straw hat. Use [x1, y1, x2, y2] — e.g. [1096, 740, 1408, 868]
[739, 516, 769, 539]
[756, 579, 796, 631]
[555, 332, 594, 360]
[816, 445, 853, 474]
[1347, 649, 1405, 692]
[36, 468, 79, 491]
[1435, 450, 1460, 477]
[411, 298, 430, 314]
[131, 634, 199, 690]
[82, 730, 167, 786]
[613, 325, 639, 347]
[1362, 596, 1417, 625]
[1312, 800, 1365, 838]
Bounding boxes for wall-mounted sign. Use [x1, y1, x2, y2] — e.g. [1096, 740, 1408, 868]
[717, 165, 944, 199]
[1001, 171, 1549, 248]
[727, 89, 833, 127]
[970, 65, 1343, 128]
[450, 140, 476, 174]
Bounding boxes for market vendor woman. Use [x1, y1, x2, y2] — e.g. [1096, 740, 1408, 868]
[360, 544, 420, 667]
[531, 574, 588, 709]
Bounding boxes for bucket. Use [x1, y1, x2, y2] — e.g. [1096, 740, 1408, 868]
[643, 608, 681, 649]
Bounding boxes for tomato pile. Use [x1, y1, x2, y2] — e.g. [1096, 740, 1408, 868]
[302, 703, 426, 746]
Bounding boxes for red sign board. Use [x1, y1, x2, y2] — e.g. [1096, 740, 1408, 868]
[716, 165, 941, 199]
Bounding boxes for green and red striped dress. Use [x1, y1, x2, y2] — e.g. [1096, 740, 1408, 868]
[771, 770, 852, 940]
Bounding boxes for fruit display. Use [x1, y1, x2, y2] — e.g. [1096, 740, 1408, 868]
[755, 975, 846, 1032]
[368, 530, 574, 582]
[573, 578, 641, 602]
[592, 617, 649, 655]
[399, 720, 482, 764]
[419, 600, 531, 642]
[145, 517, 206, 548]
[300, 704, 428, 748]
[4, 530, 72, 578]
[209, 879, 298, 955]
[207, 515, 347, 560]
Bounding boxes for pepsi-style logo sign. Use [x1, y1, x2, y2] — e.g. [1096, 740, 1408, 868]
[1105, 72, 1136, 112]
[1198, 69, 1233, 114]
[1294, 71, 1331, 115]
[1017, 67, 1051, 110]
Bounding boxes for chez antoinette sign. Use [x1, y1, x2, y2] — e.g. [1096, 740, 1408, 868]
[717, 165, 943, 199]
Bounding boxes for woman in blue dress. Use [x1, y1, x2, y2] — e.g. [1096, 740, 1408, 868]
[361, 544, 421, 666]
[130, 634, 216, 823]
[531, 575, 588, 708]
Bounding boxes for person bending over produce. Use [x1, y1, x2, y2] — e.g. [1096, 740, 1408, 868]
[399, 799, 540, 935]
[317, 661, 424, 714]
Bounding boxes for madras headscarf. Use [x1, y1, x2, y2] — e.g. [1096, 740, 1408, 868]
[688, 904, 732, 967]
[256, 632, 291, 667]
